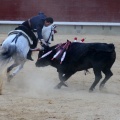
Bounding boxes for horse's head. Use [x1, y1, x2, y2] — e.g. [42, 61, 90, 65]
[42, 24, 57, 45]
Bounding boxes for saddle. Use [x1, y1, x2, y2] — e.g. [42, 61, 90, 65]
[8, 30, 33, 45]
[15, 25, 38, 49]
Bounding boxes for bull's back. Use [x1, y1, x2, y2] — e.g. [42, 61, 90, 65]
[91, 43, 116, 62]
[66, 42, 115, 58]
[81, 43, 116, 69]
[64, 42, 116, 70]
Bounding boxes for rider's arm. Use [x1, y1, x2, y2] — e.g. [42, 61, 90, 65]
[36, 24, 43, 40]
[36, 24, 47, 45]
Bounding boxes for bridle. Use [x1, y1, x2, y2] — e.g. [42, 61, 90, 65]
[46, 25, 56, 44]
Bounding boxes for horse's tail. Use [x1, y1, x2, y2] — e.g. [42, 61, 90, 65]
[0, 43, 16, 64]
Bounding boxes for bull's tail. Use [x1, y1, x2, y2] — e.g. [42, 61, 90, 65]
[0, 43, 16, 66]
[111, 44, 116, 62]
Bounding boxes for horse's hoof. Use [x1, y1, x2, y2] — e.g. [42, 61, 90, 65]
[7, 75, 13, 82]
[7, 68, 11, 73]
[99, 84, 107, 92]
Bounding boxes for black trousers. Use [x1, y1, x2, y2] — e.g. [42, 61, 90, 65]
[15, 21, 38, 49]
[15, 22, 37, 60]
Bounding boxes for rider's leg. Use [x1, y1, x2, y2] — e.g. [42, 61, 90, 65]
[27, 50, 34, 61]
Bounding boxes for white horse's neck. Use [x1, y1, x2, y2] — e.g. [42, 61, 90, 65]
[42, 24, 55, 43]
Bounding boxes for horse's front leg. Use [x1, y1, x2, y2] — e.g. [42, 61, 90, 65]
[7, 63, 25, 81]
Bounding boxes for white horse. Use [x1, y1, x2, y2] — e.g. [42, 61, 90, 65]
[0, 24, 56, 81]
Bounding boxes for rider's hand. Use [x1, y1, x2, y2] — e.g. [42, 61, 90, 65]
[40, 39, 47, 46]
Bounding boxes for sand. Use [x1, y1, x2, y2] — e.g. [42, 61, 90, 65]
[0, 34, 120, 120]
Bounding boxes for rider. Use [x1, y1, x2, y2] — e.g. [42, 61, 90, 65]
[15, 12, 54, 61]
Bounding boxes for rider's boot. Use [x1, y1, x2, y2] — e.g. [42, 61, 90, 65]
[27, 50, 34, 61]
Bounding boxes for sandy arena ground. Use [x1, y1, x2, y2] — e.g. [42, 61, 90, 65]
[0, 33, 120, 120]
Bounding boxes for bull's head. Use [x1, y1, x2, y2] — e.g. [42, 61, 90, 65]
[35, 45, 57, 67]
[35, 50, 50, 67]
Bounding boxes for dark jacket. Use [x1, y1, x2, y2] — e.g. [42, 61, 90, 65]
[23, 12, 46, 40]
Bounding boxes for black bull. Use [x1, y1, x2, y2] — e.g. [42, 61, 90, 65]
[35, 42, 116, 91]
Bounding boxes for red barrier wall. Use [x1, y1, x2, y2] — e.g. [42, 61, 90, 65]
[0, 0, 120, 22]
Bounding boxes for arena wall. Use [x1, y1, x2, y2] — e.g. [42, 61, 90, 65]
[0, 0, 120, 22]
[0, 0, 120, 34]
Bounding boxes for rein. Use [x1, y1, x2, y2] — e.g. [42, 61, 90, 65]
[46, 25, 56, 44]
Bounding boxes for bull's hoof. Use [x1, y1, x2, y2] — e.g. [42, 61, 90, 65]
[54, 82, 68, 89]
[99, 84, 105, 91]
[62, 82, 68, 87]
[54, 84, 62, 89]
[89, 88, 94, 92]
[99, 87, 107, 93]
[54, 83, 63, 89]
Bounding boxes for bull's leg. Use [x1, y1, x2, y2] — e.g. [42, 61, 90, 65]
[55, 82, 68, 89]
[55, 72, 73, 89]
[89, 69, 102, 92]
[99, 69, 113, 90]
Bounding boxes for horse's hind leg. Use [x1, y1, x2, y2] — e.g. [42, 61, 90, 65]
[7, 63, 25, 81]
[7, 63, 18, 73]
[12, 63, 24, 76]
[99, 69, 113, 90]
[7, 63, 18, 82]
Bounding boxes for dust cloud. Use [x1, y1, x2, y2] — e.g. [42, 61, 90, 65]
[0, 34, 120, 120]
